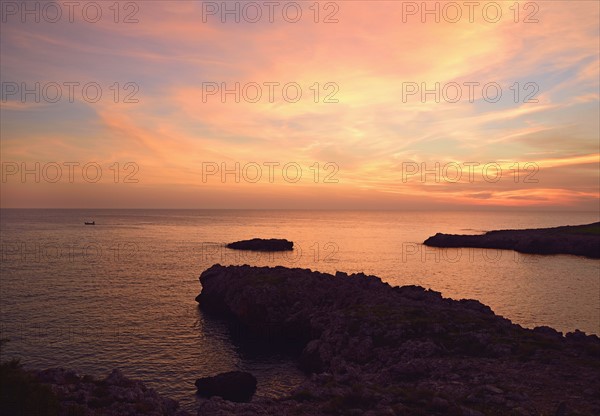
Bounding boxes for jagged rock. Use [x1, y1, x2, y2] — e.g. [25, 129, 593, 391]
[533, 326, 563, 338]
[566, 329, 593, 342]
[23, 367, 188, 415]
[226, 238, 293, 251]
[195, 371, 257, 403]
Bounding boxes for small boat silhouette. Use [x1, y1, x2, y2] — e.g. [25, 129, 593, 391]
[84, 221, 95, 225]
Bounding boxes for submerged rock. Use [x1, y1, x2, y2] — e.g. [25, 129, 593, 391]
[424, 222, 600, 258]
[195, 264, 600, 415]
[226, 238, 293, 252]
[195, 371, 257, 402]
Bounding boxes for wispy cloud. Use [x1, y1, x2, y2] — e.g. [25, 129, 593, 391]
[1, 1, 598, 208]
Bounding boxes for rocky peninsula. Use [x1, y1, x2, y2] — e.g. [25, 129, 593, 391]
[227, 238, 294, 252]
[196, 264, 600, 415]
[424, 222, 600, 258]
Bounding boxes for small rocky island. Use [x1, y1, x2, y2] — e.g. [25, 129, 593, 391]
[424, 222, 600, 258]
[196, 264, 600, 415]
[227, 238, 293, 252]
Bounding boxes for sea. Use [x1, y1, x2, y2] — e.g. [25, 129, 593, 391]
[1, 209, 598, 411]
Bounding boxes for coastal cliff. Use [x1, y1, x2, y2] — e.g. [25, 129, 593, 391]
[196, 264, 600, 415]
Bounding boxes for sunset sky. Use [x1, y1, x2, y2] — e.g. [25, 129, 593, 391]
[1, 1, 598, 209]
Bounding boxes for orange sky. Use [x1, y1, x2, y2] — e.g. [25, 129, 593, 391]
[0, 1, 598, 209]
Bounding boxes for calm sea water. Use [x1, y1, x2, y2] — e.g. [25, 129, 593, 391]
[1, 209, 598, 411]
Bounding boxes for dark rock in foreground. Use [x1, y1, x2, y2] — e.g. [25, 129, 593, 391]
[195, 371, 257, 402]
[226, 238, 293, 252]
[0, 362, 188, 416]
[196, 264, 600, 415]
[424, 222, 600, 258]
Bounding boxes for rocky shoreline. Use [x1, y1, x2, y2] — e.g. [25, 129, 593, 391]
[0, 362, 190, 416]
[424, 222, 600, 258]
[196, 264, 600, 415]
[4, 263, 598, 415]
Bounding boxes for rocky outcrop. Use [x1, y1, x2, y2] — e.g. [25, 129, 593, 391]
[424, 222, 600, 258]
[226, 238, 293, 252]
[9, 367, 189, 416]
[195, 371, 257, 402]
[196, 264, 600, 415]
